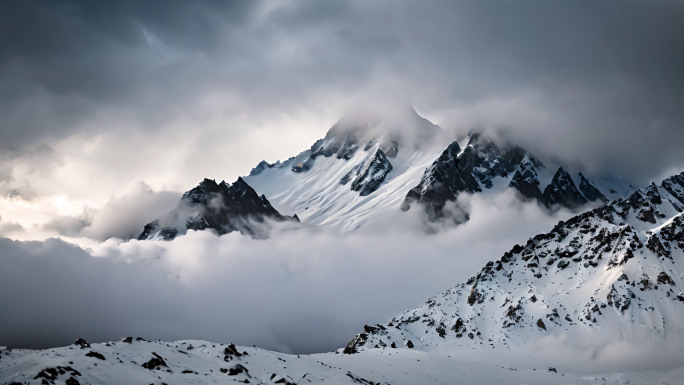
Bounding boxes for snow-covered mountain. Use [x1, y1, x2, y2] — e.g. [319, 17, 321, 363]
[138, 177, 298, 240]
[245, 111, 634, 232]
[244, 108, 452, 231]
[344, 172, 684, 359]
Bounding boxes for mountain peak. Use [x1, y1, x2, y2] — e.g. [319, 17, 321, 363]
[138, 177, 298, 241]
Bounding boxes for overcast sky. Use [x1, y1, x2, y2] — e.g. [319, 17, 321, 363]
[2, 1, 684, 217]
[1, 0, 684, 352]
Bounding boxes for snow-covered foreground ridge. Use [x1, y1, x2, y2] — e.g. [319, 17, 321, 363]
[345, 172, 684, 367]
[2, 338, 681, 385]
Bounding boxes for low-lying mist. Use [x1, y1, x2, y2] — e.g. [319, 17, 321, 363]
[1, 191, 573, 353]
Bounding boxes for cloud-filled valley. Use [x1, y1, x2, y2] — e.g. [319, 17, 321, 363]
[0, 190, 573, 353]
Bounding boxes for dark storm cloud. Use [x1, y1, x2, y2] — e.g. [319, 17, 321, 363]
[0, 0, 683, 183]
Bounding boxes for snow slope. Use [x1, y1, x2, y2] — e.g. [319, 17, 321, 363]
[3, 338, 680, 385]
[345, 172, 684, 371]
[244, 109, 451, 232]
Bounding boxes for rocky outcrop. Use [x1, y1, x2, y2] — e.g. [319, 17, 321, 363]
[402, 133, 617, 222]
[542, 167, 588, 209]
[578, 173, 608, 203]
[508, 157, 544, 202]
[339, 149, 393, 196]
[138, 177, 298, 240]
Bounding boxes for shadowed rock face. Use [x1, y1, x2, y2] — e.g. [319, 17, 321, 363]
[578, 173, 608, 203]
[402, 133, 628, 223]
[542, 167, 588, 209]
[344, 149, 393, 196]
[138, 177, 298, 241]
[508, 158, 544, 202]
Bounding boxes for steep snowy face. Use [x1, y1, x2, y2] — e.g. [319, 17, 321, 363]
[244, 108, 451, 231]
[138, 177, 298, 240]
[345, 172, 684, 354]
[401, 133, 633, 224]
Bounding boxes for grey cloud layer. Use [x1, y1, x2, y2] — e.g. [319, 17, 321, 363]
[1, 1, 683, 184]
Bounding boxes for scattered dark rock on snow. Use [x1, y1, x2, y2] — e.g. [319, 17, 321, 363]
[224, 344, 243, 357]
[85, 351, 106, 360]
[34, 366, 82, 384]
[73, 338, 90, 349]
[227, 364, 249, 376]
[141, 352, 168, 370]
[536, 319, 547, 331]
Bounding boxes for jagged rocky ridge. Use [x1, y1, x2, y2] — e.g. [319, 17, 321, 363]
[345, 172, 684, 353]
[138, 177, 298, 240]
[402, 133, 628, 222]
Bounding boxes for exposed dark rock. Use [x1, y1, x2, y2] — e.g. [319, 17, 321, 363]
[138, 177, 298, 240]
[536, 319, 547, 330]
[542, 168, 587, 209]
[348, 149, 393, 196]
[509, 159, 544, 202]
[73, 338, 90, 349]
[403, 135, 527, 221]
[141, 352, 168, 370]
[228, 364, 248, 376]
[578, 173, 608, 203]
[657, 272, 674, 285]
[224, 344, 242, 357]
[406, 340, 414, 348]
[34, 366, 81, 383]
[343, 333, 368, 354]
[85, 351, 105, 360]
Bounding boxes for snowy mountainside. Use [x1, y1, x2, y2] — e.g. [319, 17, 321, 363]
[244, 109, 451, 231]
[0, 338, 665, 385]
[138, 177, 298, 241]
[345, 172, 684, 359]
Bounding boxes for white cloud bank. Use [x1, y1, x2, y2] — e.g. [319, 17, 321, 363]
[0, 191, 572, 354]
